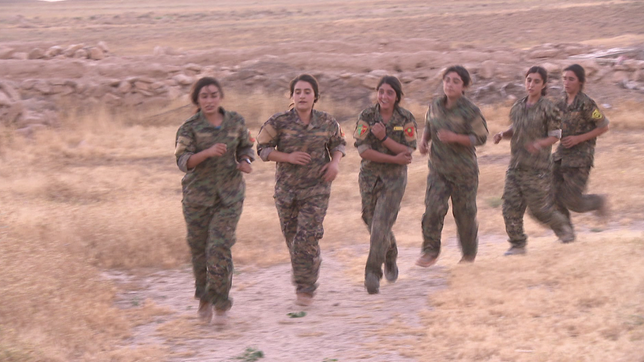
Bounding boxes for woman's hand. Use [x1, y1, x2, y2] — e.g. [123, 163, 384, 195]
[205, 143, 227, 157]
[394, 151, 412, 165]
[525, 141, 542, 154]
[493, 132, 504, 144]
[237, 160, 252, 174]
[287, 151, 312, 165]
[371, 122, 387, 140]
[437, 129, 457, 143]
[561, 135, 581, 148]
[320, 161, 340, 182]
[419, 139, 429, 155]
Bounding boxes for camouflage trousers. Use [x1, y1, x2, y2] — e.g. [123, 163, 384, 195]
[502, 168, 572, 247]
[275, 192, 329, 296]
[183, 199, 243, 311]
[553, 161, 604, 227]
[421, 169, 478, 258]
[360, 174, 406, 279]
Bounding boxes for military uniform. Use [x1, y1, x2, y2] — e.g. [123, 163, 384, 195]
[354, 104, 417, 280]
[553, 92, 609, 224]
[502, 97, 573, 247]
[256, 108, 346, 296]
[175, 108, 254, 312]
[421, 96, 488, 259]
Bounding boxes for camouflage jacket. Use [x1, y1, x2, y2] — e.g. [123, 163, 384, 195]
[426, 96, 488, 177]
[508, 96, 562, 170]
[256, 108, 346, 200]
[554, 92, 609, 168]
[174, 108, 255, 206]
[354, 104, 417, 187]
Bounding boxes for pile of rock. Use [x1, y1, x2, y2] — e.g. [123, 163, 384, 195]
[0, 41, 110, 61]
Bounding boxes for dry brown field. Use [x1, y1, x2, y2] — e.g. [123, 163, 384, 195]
[1, 1, 644, 361]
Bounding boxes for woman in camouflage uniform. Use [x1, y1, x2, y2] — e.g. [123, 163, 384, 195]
[354, 76, 417, 294]
[256, 74, 346, 306]
[494, 66, 574, 255]
[416, 66, 489, 268]
[553, 64, 610, 230]
[174, 77, 254, 325]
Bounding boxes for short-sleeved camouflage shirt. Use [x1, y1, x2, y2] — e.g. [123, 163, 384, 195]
[174, 108, 255, 206]
[256, 108, 346, 200]
[426, 96, 489, 177]
[554, 92, 609, 168]
[509, 96, 562, 170]
[353, 104, 417, 184]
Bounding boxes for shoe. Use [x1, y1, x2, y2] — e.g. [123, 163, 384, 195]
[559, 224, 575, 243]
[212, 309, 228, 326]
[459, 255, 476, 263]
[504, 246, 526, 256]
[295, 293, 313, 306]
[596, 195, 610, 219]
[364, 273, 380, 294]
[384, 259, 398, 283]
[197, 300, 213, 323]
[415, 252, 438, 267]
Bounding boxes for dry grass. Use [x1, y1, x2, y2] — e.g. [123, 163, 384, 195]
[2, 94, 644, 360]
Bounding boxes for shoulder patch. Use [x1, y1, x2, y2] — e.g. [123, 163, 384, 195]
[403, 122, 416, 142]
[591, 108, 603, 120]
[354, 120, 370, 140]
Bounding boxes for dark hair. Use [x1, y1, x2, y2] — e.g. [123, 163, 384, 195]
[190, 77, 224, 107]
[376, 76, 404, 107]
[443, 65, 471, 95]
[525, 66, 548, 96]
[563, 63, 586, 91]
[289, 74, 319, 103]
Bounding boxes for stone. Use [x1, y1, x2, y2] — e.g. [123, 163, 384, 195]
[173, 74, 195, 86]
[97, 41, 109, 53]
[542, 62, 562, 77]
[0, 47, 15, 59]
[612, 71, 630, 83]
[64, 44, 85, 57]
[45, 45, 63, 58]
[362, 75, 380, 90]
[529, 47, 560, 58]
[74, 49, 88, 59]
[12, 52, 28, 60]
[28, 48, 45, 60]
[88, 47, 105, 60]
[479, 60, 497, 79]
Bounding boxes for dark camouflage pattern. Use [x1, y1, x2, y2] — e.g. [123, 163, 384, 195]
[183, 200, 242, 311]
[554, 92, 609, 168]
[175, 108, 254, 310]
[553, 161, 604, 226]
[502, 168, 574, 246]
[421, 96, 488, 258]
[175, 109, 255, 206]
[256, 108, 346, 295]
[425, 95, 488, 177]
[354, 104, 417, 279]
[508, 96, 562, 170]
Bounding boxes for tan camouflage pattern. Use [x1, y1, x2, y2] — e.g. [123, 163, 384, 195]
[354, 104, 417, 279]
[175, 108, 254, 310]
[425, 95, 488, 177]
[421, 96, 488, 258]
[553, 161, 603, 227]
[256, 108, 346, 295]
[508, 96, 562, 170]
[554, 92, 609, 168]
[502, 168, 574, 246]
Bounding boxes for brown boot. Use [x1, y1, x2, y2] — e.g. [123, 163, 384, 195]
[197, 300, 213, 324]
[415, 252, 438, 267]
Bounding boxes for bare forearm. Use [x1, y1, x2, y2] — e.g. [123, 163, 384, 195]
[186, 150, 211, 169]
[359, 149, 400, 164]
[579, 125, 609, 142]
[266, 150, 291, 163]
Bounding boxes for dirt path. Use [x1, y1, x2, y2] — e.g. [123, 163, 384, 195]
[107, 245, 448, 362]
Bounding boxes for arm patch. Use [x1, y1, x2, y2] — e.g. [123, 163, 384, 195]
[353, 120, 370, 140]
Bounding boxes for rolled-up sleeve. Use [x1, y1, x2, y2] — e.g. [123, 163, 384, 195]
[470, 111, 489, 146]
[546, 103, 563, 139]
[256, 118, 279, 162]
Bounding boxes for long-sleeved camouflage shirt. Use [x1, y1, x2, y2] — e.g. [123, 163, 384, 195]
[354, 104, 417, 185]
[256, 108, 346, 200]
[508, 96, 562, 170]
[426, 96, 488, 177]
[554, 92, 609, 168]
[174, 108, 255, 206]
